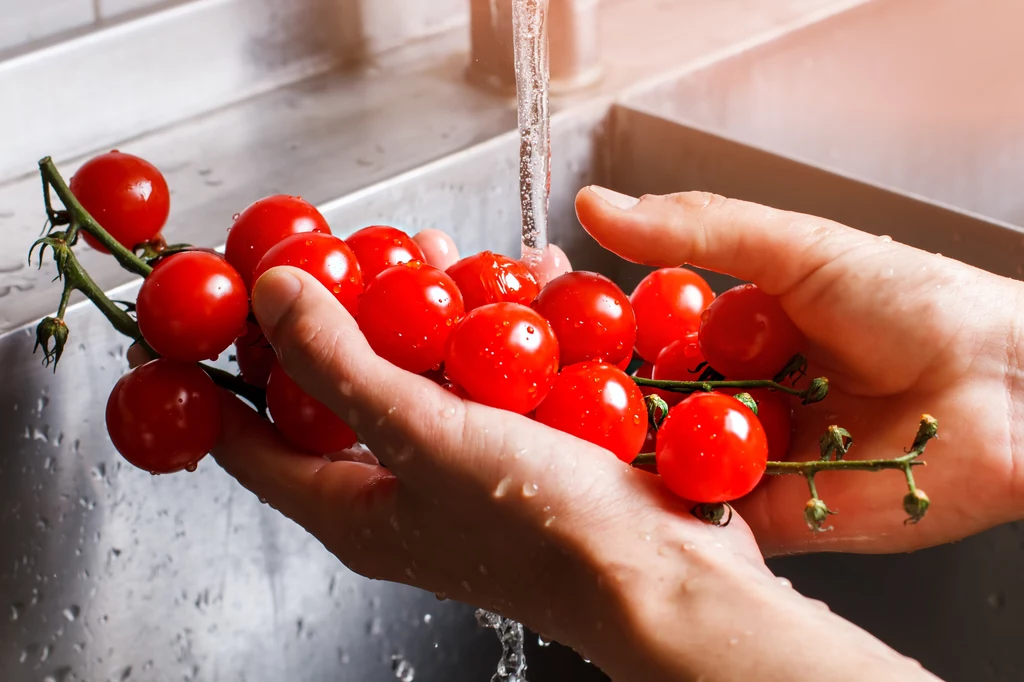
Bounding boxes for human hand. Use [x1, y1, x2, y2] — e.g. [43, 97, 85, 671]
[576, 186, 1024, 556]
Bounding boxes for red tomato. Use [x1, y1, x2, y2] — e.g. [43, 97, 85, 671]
[266, 363, 357, 455]
[446, 251, 540, 311]
[630, 268, 714, 363]
[69, 151, 170, 252]
[225, 195, 331, 288]
[532, 271, 636, 368]
[358, 262, 464, 373]
[656, 392, 768, 503]
[346, 226, 426, 281]
[634, 361, 676, 405]
[722, 388, 793, 460]
[444, 302, 559, 414]
[235, 322, 275, 388]
[615, 354, 632, 371]
[699, 283, 804, 379]
[105, 359, 221, 473]
[534, 362, 647, 463]
[651, 333, 706, 406]
[136, 251, 249, 362]
[253, 232, 363, 317]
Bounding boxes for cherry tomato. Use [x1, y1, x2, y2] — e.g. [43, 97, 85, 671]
[105, 359, 221, 473]
[69, 151, 170, 252]
[253, 232, 363, 317]
[235, 321, 275, 388]
[630, 268, 714, 362]
[634, 361, 676, 405]
[534, 362, 647, 463]
[444, 302, 559, 414]
[446, 251, 540, 311]
[723, 388, 793, 460]
[651, 333, 706, 406]
[615, 354, 632, 371]
[137, 251, 249, 362]
[358, 262, 465, 373]
[656, 392, 768, 503]
[267, 363, 357, 455]
[532, 271, 636, 368]
[698, 283, 804, 379]
[413, 229, 459, 270]
[225, 195, 331, 288]
[345, 226, 426, 282]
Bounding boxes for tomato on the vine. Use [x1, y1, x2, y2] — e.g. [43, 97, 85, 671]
[698, 283, 803, 379]
[253, 232, 363, 317]
[532, 271, 636, 367]
[534, 362, 647, 463]
[656, 392, 768, 503]
[106, 359, 221, 473]
[267, 363, 357, 455]
[234, 321, 275, 388]
[69, 151, 170, 252]
[723, 388, 793, 460]
[446, 251, 539, 311]
[358, 261, 465, 373]
[136, 251, 249, 363]
[444, 302, 559, 414]
[630, 268, 714, 363]
[346, 226, 426, 282]
[634, 361, 675, 405]
[651, 332, 706, 406]
[225, 195, 331, 288]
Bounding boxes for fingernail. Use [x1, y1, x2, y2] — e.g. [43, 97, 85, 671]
[589, 186, 639, 211]
[252, 269, 303, 329]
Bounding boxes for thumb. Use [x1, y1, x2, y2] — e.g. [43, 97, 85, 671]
[575, 186, 881, 295]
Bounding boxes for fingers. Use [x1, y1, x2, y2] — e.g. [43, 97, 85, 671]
[413, 228, 459, 270]
[523, 243, 572, 287]
[250, 266, 474, 477]
[575, 186, 881, 295]
[211, 389, 398, 554]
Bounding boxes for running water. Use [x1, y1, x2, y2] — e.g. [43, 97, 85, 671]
[476, 610, 529, 682]
[512, 0, 551, 268]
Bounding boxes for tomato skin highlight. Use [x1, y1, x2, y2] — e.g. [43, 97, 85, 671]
[226, 195, 332, 288]
[444, 302, 560, 414]
[651, 333, 706, 406]
[630, 268, 714, 363]
[266, 363, 357, 455]
[532, 271, 636, 368]
[358, 262, 465, 373]
[446, 251, 540, 311]
[535, 362, 648, 463]
[105, 359, 221, 473]
[253, 232, 364, 317]
[656, 392, 768, 503]
[699, 283, 804, 379]
[234, 321, 275, 388]
[136, 251, 250, 363]
[346, 226, 426, 282]
[70, 151, 170, 252]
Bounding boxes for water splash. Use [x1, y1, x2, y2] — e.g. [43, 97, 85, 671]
[391, 654, 416, 681]
[512, 0, 551, 263]
[476, 610, 528, 682]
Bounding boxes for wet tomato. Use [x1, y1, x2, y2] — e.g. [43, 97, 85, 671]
[106, 359, 221, 473]
[651, 333, 706, 406]
[136, 251, 249, 363]
[345, 226, 426, 282]
[630, 268, 714, 363]
[253, 232, 363, 317]
[267, 363, 357, 455]
[234, 322, 275, 388]
[446, 251, 539, 311]
[70, 151, 170, 252]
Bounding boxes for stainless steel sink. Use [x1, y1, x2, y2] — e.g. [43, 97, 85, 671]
[2, 1, 1023, 681]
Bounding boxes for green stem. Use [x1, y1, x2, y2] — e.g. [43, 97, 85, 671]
[38, 157, 153, 278]
[56, 284, 73, 320]
[631, 376, 826, 404]
[764, 452, 924, 476]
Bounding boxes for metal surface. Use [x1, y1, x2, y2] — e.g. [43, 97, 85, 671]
[629, 0, 1024, 228]
[8, 0, 1024, 680]
[467, 0, 602, 93]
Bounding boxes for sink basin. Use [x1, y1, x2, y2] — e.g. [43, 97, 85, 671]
[2, 1, 1023, 681]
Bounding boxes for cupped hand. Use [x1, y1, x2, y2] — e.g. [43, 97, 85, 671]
[576, 186, 1024, 556]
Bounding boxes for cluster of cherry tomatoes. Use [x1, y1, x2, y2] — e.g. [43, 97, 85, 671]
[71, 150, 806, 505]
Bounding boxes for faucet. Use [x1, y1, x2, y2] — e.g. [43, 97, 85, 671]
[467, 0, 602, 93]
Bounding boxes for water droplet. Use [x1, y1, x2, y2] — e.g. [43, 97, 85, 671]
[478, 564, 489, 576]
[879, 234, 892, 243]
[184, 462, 198, 473]
[538, 635, 551, 647]
[521, 482, 539, 498]
[777, 577, 793, 589]
[62, 605, 80, 621]
[544, 516, 556, 527]
[232, 213, 240, 221]
[493, 476, 514, 498]
[728, 637, 739, 646]
[423, 613, 433, 625]
[368, 616, 383, 635]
